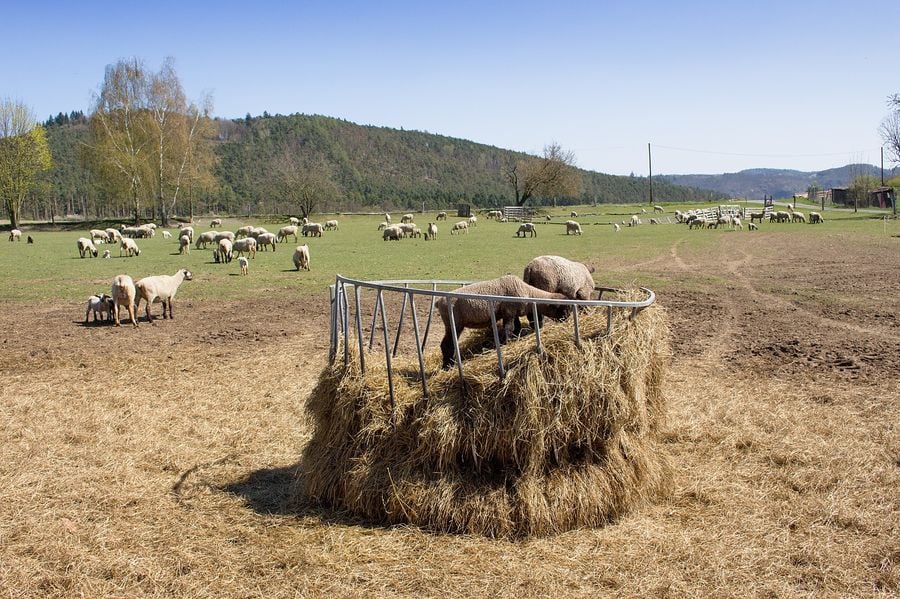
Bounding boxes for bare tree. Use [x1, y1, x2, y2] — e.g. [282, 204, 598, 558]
[0, 99, 53, 229]
[503, 142, 581, 206]
[270, 143, 340, 219]
[880, 94, 900, 165]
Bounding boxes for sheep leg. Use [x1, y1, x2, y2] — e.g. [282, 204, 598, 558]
[440, 322, 464, 369]
[144, 299, 154, 323]
[166, 300, 173, 319]
[128, 303, 138, 328]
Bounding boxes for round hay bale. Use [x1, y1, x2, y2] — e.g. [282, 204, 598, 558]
[299, 296, 673, 537]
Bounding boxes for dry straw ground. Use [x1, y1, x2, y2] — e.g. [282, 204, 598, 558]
[0, 231, 897, 597]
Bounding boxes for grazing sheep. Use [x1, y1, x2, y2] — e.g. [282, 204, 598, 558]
[653, 205, 664, 213]
[178, 234, 191, 254]
[105, 228, 122, 244]
[324, 219, 339, 231]
[84, 293, 115, 324]
[233, 237, 257, 259]
[401, 213, 414, 224]
[398, 223, 419, 238]
[213, 231, 235, 243]
[102, 249, 110, 258]
[749, 212, 766, 223]
[377, 222, 389, 230]
[774, 211, 791, 223]
[383, 225, 402, 241]
[289, 217, 299, 226]
[384, 213, 392, 224]
[196, 231, 217, 249]
[9, 229, 22, 242]
[301, 223, 324, 237]
[486, 210, 503, 220]
[791, 211, 806, 223]
[178, 226, 194, 242]
[731, 216, 743, 230]
[570, 210, 578, 218]
[436, 275, 569, 369]
[162, 230, 173, 239]
[565, 220, 583, 235]
[468, 215, 477, 227]
[217, 238, 233, 263]
[630, 214, 640, 227]
[426, 222, 438, 240]
[809, 211, 824, 224]
[236, 225, 254, 239]
[748, 222, 759, 231]
[292, 244, 311, 271]
[111, 274, 138, 327]
[523, 255, 596, 301]
[436, 211, 447, 221]
[451, 221, 469, 235]
[277, 225, 300, 243]
[77, 237, 99, 258]
[135, 268, 193, 322]
[210, 218, 222, 228]
[515, 223, 537, 237]
[89, 229, 107, 243]
[120, 238, 140, 257]
[248, 226, 269, 239]
[237, 256, 249, 275]
[256, 232, 277, 251]
[613, 223, 620, 232]
[641, 207, 647, 213]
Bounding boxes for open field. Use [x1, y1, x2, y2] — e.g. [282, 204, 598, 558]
[1, 206, 898, 597]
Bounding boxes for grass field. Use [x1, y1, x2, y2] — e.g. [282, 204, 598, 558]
[1, 204, 898, 597]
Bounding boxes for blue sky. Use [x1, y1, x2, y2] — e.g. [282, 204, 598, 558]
[3, 1, 897, 175]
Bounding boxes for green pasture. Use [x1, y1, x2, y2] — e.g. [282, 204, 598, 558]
[0, 204, 895, 304]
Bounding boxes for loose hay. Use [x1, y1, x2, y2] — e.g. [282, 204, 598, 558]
[300, 294, 673, 537]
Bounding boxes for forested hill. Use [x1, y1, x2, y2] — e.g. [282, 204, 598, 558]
[42, 112, 723, 216]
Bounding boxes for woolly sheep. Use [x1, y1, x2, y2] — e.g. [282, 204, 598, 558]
[614, 223, 620, 232]
[179, 234, 191, 254]
[237, 256, 249, 275]
[102, 249, 111, 258]
[196, 231, 217, 249]
[377, 222, 389, 230]
[436, 211, 447, 221]
[653, 205, 664, 213]
[213, 231, 235, 243]
[236, 225, 254, 238]
[749, 212, 766, 223]
[302, 223, 324, 237]
[90, 229, 107, 243]
[809, 211, 824, 224]
[9, 228, 22, 242]
[791, 211, 806, 223]
[256, 232, 277, 251]
[401, 213, 414, 224]
[292, 244, 311, 271]
[570, 210, 578, 218]
[383, 225, 402, 241]
[426, 222, 437, 240]
[451, 221, 469, 235]
[233, 237, 257, 259]
[120, 238, 140, 257]
[630, 214, 640, 227]
[162, 230, 173, 239]
[77, 237, 99, 258]
[565, 220, 582, 235]
[523, 255, 596, 301]
[384, 213, 392, 223]
[324, 219, 339, 231]
[217, 238, 233, 263]
[135, 268, 193, 322]
[436, 275, 568, 369]
[105, 228, 122, 244]
[84, 293, 114, 324]
[249, 226, 269, 239]
[398, 223, 418, 238]
[468, 215, 477, 227]
[210, 218, 222, 228]
[731, 216, 743, 230]
[545, 215, 552, 221]
[515, 223, 536, 237]
[111, 274, 138, 327]
[289, 217, 299, 226]
[179, 226, 194, 242]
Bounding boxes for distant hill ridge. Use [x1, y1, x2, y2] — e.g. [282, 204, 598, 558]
[660, 165, 897, 200]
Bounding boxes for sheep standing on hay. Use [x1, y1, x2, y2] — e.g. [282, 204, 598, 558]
[76, 237, 99, 258]
[111, 274, 138, 327]
[523, 255, 596, 300]
[293, 244, 311, 271]
[135, 268, 193, 322]
[84, 293, 115, 324]
[437, 275, 569, 369]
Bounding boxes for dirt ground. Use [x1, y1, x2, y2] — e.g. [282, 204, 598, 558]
[1, 231, 897, 597]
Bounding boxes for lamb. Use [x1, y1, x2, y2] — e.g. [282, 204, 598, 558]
[196, 231, 218, 249]
[179, 234, 191, 254]
[468, 215, 477, 227]
[436, 211, 447, 221]
[102, 249, 111, 258]
[401, 213, 414, 224]
[77, 237, 99, 258]
[218, 238, 234, 263]
[233, 237, 257, 259]
[451, 221, 469, 235]
[135, 268, 193, 322]
[565, 220, 583, 235]
[383, 225, 402, 241]
[111, 274, 138, 327]
[570, 210, 578, 218]
[436, 275, 568, 369]
[9, 229, 22, 242]
[84, 293, 114, 324]
[237, 256, 249, 275]
[162, 230, 172, 239]
[324, 219, 339, 231]
[257, 232, 277, 251]
[302, 223, 324, 237]
[523, 255, 596, 301]
[809, 211, 824, 224]
[731, 216, 743, 230]
[384, 213, 392, 224]
[120, 237, 140, 257]
[515, 223, 537, 237]
[292, 244, 310, 271]
[426, 222, 438, 240]
[210, 218, 222, 228]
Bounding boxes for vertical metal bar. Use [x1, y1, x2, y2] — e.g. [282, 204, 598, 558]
[488, 301, 505, 378]
[408, 293, 428, 397]
[606, 305, 613, 336]
[328, 283, 337, 362]
[532, 302, 543, 355]
[392, 287, 409, 357]
[341, 282, 349, 367]
[421, 282, 437, 350]
[354, 285, 365, 374]
[572, 304, 581, 348]
[368, 289, 381, 350]
[447, 297, 466, 392]
[378, 291, 396, 422]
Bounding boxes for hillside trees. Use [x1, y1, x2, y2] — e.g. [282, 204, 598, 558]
[880, 93, 900, 165]
[504, 142, 582, 206]
[0, 99, 53, 229]
[88, 57, 214, 225]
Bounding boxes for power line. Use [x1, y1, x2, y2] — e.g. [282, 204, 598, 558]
[651, 144, 883, 159]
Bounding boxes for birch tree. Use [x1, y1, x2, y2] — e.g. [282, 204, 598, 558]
[0, 99, 53, 229]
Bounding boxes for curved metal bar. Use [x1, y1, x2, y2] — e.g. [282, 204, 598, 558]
[488, 301, 506, 378]
[408, 293, 428, 397]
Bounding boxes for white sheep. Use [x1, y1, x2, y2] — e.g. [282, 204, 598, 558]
[135, 268, 193, 322]
[196, 231, 218, 249]
[292, 244, 310, 271]
[256, 232, 277, 251]
[120, 238, 140, 257]
[301, 223, 324, 237]
[791, 211, 806, 223]
[102, 249, 111, 259]
[213, 231, 235, 243]
[401, 213, 414, 224]
[809, 212, 824, 224]
[384, 213, 392, 224]
[515, 223, 536, 237]
[84, 293, 114, 324]
[613, 223, 620, 232]
[210, 218, 222, 228]
[162, 230, 173, 239]
[630, 215, 640, 227]
[731, 216, 743, 230]
[233, 237, 257, 259]
[8, 229, 22, 242]
[324, 219, 339, 231]
[236, 225, 254, 238]
[570, 210, 578, 218]
[237, 256, 249, 275]
[451, 221, 469, 235]
[523, 255, 596, 301]
[426, 222, 437, 240]
[77, 237, 99, 258]
[217, 238, 233, 263]
[178, 226, 194, 242]
[377, 222, 389, 230]
[178, 234, 191, 254]
[105, 228, 122, 244]
[383, 225, 402, 241]
[89, 229, 107, 243]
[468, 215, 477, 227]
[653, 205, 664, 213]
[249, 226, 269, 239]
[565, 220, 582, 235]
[436, 211, 447, 221]
[111, 274, 138, 327]
[748, 222, 759, 231]
[436, 275, 568, 369]
[289, 217, 299, 226]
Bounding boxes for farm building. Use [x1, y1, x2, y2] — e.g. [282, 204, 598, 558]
[869, 187, 896, 209]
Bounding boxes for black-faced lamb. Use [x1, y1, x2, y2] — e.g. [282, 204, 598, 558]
[111, 274, 138, 327]
[135, 268, 193, 322]
[120, 238, 140, 257]
[238, 256, 249, 275]
[84, 293, 115, 324]
[436, 275, 569, 369]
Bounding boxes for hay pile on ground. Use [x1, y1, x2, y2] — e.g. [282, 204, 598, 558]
[299, 296, 673, 537]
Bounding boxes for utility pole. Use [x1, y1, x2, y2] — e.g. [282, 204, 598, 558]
[882, 147, 885, 186]
[648, 143, 653, 205]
